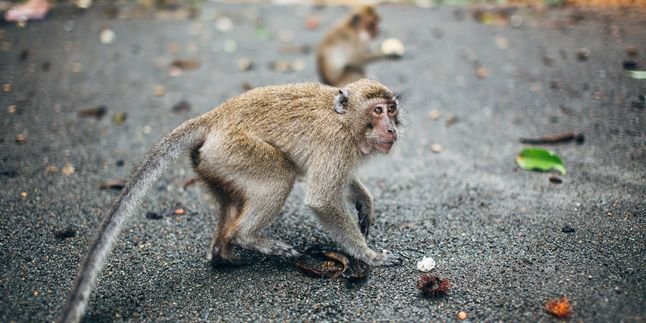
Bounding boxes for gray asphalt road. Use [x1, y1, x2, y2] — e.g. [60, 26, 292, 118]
[1, 2, 644, 322]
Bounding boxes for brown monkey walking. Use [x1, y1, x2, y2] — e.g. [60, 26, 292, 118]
[61, 79, 401, 323]
[317, 6, 395, 87]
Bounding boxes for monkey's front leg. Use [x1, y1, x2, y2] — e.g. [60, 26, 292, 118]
[306, 179, 399, 266]
[349, 176, 374, 237]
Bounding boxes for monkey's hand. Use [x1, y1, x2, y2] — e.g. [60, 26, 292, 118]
[350, 177, 375, 238]
[355, 201, 373, 237]
[366, 249, 401, 266]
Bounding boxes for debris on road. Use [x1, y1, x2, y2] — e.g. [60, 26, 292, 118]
[15, 134, 27, 144]
[544, 296, 572, 319]
[516, 148, 566, 175]
[428, 110, 440, 120]
[112, 112, 127, 125]
[296, 248, 369, 280]
[548, 175, 563, 184]
[430, 144, 444, 153]
[445, 114, 458, 127]
[100, 179, 126, 190]
[61, 164, 75, 176]
[562, 225, 575, 233]
[153, 85, 166, 97]
[172, 100, 191, 114]
[77, 105, 107, 119]
[183, 176, 201, 188]
[519, 132, 584, 145]
[171, 59, 200, 70]
[576, 48, 590, 61]
[417, 274, 450, 298]
[416, 256, 436, 272]
[100, 28, 115, 45]
[380, 38, 405, 57]
[54, 227, 77, 240]
[146, 211, 163, 220]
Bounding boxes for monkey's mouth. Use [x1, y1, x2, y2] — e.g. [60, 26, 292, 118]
[375, 141, 395, 153]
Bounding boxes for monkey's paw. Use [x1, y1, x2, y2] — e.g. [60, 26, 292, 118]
[369, 252, 402, 266]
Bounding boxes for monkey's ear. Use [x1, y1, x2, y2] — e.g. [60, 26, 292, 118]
[334, 88, 350, 114]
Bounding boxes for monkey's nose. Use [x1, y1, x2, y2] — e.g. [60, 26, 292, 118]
[388, 128, 398, 140]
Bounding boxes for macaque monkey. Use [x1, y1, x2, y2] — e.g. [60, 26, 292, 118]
[61, 79, 401, 323]
[317, 5, 393, 87]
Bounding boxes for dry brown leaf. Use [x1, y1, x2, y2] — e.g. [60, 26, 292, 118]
[544, 296, 572, 319]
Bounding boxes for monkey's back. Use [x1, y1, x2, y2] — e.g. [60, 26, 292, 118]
[201, 83, 355, 170]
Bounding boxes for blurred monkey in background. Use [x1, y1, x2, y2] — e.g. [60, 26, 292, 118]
[317, 5, 397, 87]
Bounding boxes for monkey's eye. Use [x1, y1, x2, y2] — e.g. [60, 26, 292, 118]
[387, 105, 397, 114]
[374, 106, 383, 114]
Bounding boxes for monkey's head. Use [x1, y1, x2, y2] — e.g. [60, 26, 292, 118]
[334, 79, 400, 155]
[350, 5, 380, 39]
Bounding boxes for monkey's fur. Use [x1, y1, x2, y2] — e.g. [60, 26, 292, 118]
[317, 6, 391, 87]
[61, 79, 401, 323]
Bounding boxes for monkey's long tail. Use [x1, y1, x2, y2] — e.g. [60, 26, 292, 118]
[60, 117, 208, 323]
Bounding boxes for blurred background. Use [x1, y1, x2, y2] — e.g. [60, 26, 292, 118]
[0, 0, 644, 322]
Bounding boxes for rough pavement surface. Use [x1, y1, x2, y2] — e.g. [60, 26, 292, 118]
[0, 2, 644, 322]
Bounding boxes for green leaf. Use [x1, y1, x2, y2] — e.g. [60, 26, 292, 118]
[625, 70, 646, 80]
[516, 148, 566, 175]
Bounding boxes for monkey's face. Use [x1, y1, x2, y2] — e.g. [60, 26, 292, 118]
[363, 99, 399, 154]
[351, 7, 380, 39]
[363, 14, 380, 39]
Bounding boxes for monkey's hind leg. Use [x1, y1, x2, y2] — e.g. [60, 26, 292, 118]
[231, 181, 300, 258]
[208, 197, 246, 267]
[199, 131, 299, 262]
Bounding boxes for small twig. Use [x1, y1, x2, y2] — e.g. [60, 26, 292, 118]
[520, 131, 584, 145]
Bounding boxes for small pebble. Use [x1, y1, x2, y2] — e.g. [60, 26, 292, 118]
[562, 225, 575, 233]
[549, 175, 563, 184]
[445, 114, 458, 127]
[15, 134, 27, 144]
[76, 0, 92, 9]
[238, 58, 253, 71]
[215, 17, 233, 32]
[54, 227, 77, 240]
[223, 39, 237, 53]
[576, 48, 590, 61]
[457, 311, 468, 320]
[417, 256, 436, 272]
[153, 85, 166, 97]
[172, 100, 191, 114]
[475, 66, 488, 79]
[174, 208, 186, 215]
[430, 144, 443, 153]
[380, 38, 405, 57]
[61, 164, 75, 176]
[291, 59, 306, 72]
[305, 16, 320, 30]
[19, 49, 29, 61]
[100, 28, 115, 45]
[146, 212, 163, 220]
[112, 112, 127, 125]
[20, 191, 28, 198]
